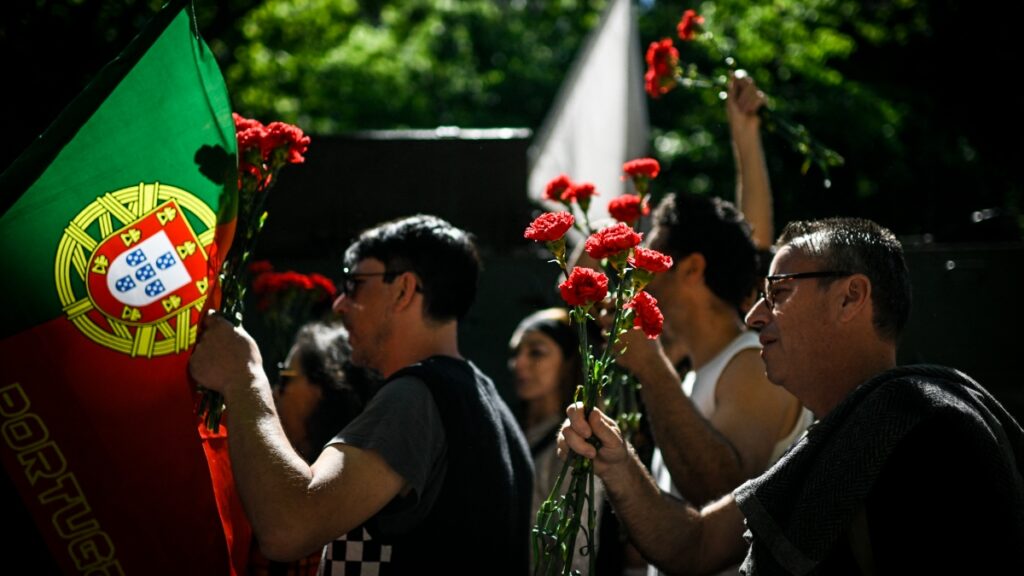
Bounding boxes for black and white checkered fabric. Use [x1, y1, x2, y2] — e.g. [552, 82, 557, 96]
[320, 527, 393, 576]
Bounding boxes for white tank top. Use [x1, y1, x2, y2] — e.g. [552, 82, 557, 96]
[647, 330, 814, 576]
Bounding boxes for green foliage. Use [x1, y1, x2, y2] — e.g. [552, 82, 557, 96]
[225, 0, 608, 132]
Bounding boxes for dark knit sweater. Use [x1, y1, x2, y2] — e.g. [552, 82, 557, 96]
[734, 365, 1024, 575]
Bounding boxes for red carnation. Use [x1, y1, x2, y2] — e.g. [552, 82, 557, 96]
[623, 158, 660, 180]
[559, 267, 609, 308]
[645, 39, 679, 99]
[253, 271, 321, 310]
[283, 272, 315, 291]
[565, 182, 598, 205]
[234, 113, 266, 154]
[524, 212, 575, 242]
[677, 10, 705, 41]
[263, 121, 311, 165]
[608, 195, 650, 225]
[309, 273, 338, 300]
[585, 222, 643, 260]
[626, 291, 664, 339]
[544, 174, 575, 203]
[233, 112, 264, 132]
[629, 247, 674, 273]
[253, 271, 314, 296]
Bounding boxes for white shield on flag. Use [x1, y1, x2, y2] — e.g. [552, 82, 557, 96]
[106, 230, 192, 307]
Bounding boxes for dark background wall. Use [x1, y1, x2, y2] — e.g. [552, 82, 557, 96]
[898, 243, 1023, 421]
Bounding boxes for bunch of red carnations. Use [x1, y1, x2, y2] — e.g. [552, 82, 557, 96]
[247, 260, 336, 370]
[198, 113, 311, 432]
[524, 157, 673, 575]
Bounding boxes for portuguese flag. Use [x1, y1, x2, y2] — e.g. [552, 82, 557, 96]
[0, 0, 249, 574]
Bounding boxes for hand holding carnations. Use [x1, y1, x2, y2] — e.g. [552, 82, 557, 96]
[190, 313, 265, 397]
[559, 402, 630, 477]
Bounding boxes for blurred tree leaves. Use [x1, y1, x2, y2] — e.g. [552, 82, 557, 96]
[225, 0, 607, 132]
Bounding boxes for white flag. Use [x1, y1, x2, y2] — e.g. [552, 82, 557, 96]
[527, 0, 649, 238]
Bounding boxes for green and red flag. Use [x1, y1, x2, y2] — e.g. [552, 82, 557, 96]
[0, 0, 249, 574]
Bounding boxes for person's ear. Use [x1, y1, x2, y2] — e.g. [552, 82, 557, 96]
[676, 253, 706, 283]
[393, 271, 420, 311]
[837, 274, 871, 324]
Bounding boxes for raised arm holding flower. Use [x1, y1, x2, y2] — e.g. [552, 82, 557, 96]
[727, 70, 775, 251]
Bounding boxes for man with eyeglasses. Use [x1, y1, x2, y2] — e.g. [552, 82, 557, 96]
[562, 217, 1024, 573]
[190, 214, 533, 574]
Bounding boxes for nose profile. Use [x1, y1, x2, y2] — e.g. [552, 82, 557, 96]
[744, 297, 769, 330]
[512, 349, 528, 376]
[332, 292, 348, 315]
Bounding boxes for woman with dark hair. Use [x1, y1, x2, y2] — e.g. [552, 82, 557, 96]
[509, 307, 603, 572]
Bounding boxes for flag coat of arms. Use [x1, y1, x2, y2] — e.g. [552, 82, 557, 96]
[0, 0, 248, 573]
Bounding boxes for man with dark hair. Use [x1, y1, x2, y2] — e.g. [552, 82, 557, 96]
[564, 217, 1024, 574]
[190, 214, 533, 575]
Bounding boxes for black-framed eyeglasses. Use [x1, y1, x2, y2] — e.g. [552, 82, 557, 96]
[758, 270, 852, 311]
[339, 267, 413, 297]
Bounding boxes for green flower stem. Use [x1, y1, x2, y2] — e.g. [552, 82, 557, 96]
[571, 219, 591, 241]
[564, 463, 589, 572]
[598, 267, 630, 382]
[569, 306, 594, 407]
[579, 210, 594, 237]
[532, 452, 574, 575]
[532, 451, 598, 576]
[531, 303, 602, 576]
[198, 179, 275, 433]
[588, 461, 597, 576]
[603, 365, 640, 442]
[559, 261, 571, 282]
